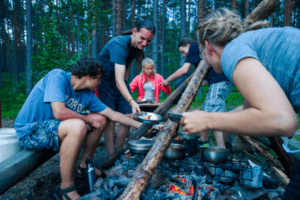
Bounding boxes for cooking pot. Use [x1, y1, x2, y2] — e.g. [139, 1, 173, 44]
[164, 143, 187, 160]
[201, 146, 230, 164]
[128, 140, 154, 155]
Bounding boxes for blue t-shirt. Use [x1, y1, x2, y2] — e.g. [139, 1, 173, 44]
[221, 27, 300, 113]
[98, 35, 138, 83]
[185, 42, 229, 84]
[14, 69, 107, 139]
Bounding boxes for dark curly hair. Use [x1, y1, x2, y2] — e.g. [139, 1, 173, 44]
[71, 56, 106, 78]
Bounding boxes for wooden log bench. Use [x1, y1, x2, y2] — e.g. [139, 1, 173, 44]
[0, 149, 57, 195]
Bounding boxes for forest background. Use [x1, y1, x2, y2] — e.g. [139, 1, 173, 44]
[0, 0, 299, 130]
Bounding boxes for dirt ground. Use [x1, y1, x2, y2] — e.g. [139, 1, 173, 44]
[0, 118, 110, 200]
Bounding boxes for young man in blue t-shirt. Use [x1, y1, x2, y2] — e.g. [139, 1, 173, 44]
[97, 20, 155, 155]
[162, 37, 232, 147]
[14, 57, 143, 200]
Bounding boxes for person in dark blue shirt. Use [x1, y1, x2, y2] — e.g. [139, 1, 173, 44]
[162, 37, 232, 147]
[97, 20, 155, 155]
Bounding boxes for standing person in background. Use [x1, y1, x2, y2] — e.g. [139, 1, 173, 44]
[162, 37, 232, 147]
[97, 20, 155, 155]
[180, 8, 300, 199]
[130, 57, 171, 112]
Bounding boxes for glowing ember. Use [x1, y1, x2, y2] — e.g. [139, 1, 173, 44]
[180, 178, 186, 183]
[170, 185, 188, 195]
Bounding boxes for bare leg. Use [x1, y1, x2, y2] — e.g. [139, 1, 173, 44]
[79, 113, 107, 176]
[213, 130, 225, 148]
[104, 120, 116, 156]
[200, 130, 209, 142]
[116, 124, 130, 149]
[58, 119, 87, 200]
[116, 114, 132, 149]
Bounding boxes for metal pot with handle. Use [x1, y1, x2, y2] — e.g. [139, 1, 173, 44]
[201, 146, 230, 164]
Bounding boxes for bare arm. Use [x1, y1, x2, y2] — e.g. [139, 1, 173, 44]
[181, 58, 297, 137]
[100, 107, 142, 128]
[162, 63, 191, 86]
[125, 62, 132, 81]
[115, 63, 141, 114]
[51, 102, 100, 131]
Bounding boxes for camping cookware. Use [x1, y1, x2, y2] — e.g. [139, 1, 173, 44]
[164, 143, 187, 160]
[128, 140, 155, 155]
[135, 112, 164, 124]
[167, 112, 185, 122]
[201, 146, 230, 164]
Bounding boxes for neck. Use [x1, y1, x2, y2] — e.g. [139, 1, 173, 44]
[71, 75, 85, 92]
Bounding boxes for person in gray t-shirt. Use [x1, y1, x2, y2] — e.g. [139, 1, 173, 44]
[180, 8, 300, 200]
[97, 20, 155, 155]
[15, 57, 143, 200]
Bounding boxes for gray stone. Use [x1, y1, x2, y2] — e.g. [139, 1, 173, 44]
[240, 166, 263, 188]
[267, 191, 280, 200]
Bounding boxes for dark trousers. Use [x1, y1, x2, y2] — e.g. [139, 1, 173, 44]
[282, 161, 300, 200]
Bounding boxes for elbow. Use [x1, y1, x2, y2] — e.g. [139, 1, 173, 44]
[53, 111, 63, 121]
[273, 113, 298, 137]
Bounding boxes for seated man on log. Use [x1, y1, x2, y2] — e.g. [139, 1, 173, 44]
[162, 37, 232, 148]
[14, 56, 143, 200]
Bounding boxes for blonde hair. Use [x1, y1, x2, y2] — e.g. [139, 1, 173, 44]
[197, 8, 270, 47]
[141, 57, 156, 79]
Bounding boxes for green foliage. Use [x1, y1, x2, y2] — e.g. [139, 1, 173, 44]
[0, 73, 27, 119]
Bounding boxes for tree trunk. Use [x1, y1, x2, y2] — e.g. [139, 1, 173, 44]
[232, 0, 236, 10]
[131, 0, 135, 28]
[91, 0, 98, 57]
[198, 0, 205, 33]
[152, 0, 158, 71]
[117, 0, 123, 35]
[77, 14, 80, 57]
[245, 0, 281, 24]
[71, 12, 75, 56]
[268, 137, 294, 178]
[122, 0, 126, 30]
[118, 61, 211, 200]
[112, 0, 117, 37]
[26, 0, 33, 96]
[160, 0, 166, 77]
[188, 0, 191, 36]
[180, 0, 187, 65]
[13, 0, 19, 93]
[244, 0, 249, 18]
[284, 0, 293, 26]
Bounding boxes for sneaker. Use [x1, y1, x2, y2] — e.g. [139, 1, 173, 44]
[198, 139, 209, 146]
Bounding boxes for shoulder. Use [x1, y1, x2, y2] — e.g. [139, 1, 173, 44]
[109, 35, 131, 47]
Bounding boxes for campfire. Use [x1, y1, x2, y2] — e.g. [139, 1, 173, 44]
[78, 151, 284, 200]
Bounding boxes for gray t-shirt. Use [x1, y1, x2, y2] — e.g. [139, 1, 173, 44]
[98, 35, 138, 83]
[143, 82, 155, 102]
[221, 27, 300, 113]
[14, 69, 107, 139]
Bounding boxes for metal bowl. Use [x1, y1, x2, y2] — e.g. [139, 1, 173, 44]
[201, 147, 230, 164]
[136, 99, 148, 104]
[135, 112, 164, 124]
[152, 123, 165, 131]
[128, 140, 155, 155]
[164, 143, 187, 160]
[167, 112, 185, 122]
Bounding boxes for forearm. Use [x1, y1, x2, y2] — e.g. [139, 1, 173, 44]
[54, 107, 92, 124]
[109, 112, 142, 128]
[167, 68, 188, 82]
[116, 79, 133, 102]
[206, 108, 297, 137]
